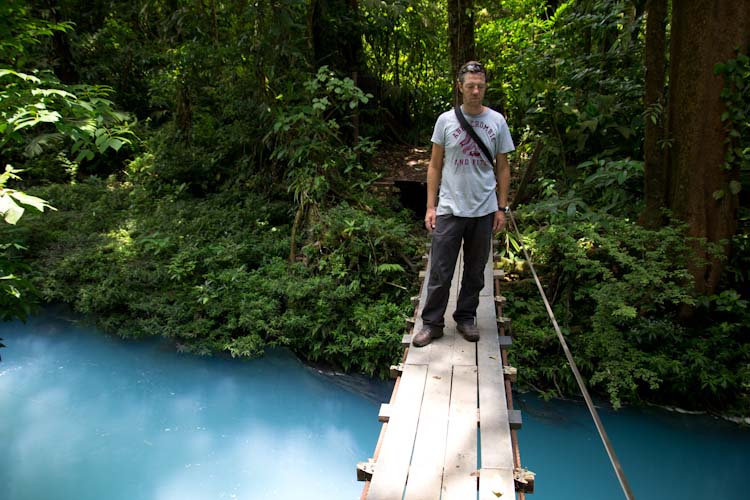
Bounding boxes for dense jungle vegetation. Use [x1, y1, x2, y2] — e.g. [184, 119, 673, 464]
[1, 0, 749, 416]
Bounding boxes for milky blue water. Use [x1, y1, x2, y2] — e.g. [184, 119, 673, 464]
[0, 314, 385, 500]
[516, 394, 750, 500]
[2, 314, 749, 500]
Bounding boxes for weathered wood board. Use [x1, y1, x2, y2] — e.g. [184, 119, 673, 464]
[365, 242, 516, 500]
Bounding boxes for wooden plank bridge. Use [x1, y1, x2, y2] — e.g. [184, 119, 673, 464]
[358, 240, 533, 499]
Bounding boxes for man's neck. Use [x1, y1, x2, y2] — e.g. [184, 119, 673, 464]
[462, 103, 485, 115]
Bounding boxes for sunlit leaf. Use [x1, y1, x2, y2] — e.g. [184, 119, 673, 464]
[0, 194, 25, 224]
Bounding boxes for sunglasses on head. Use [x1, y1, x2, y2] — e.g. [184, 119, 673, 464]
[459, 63, 485, 75]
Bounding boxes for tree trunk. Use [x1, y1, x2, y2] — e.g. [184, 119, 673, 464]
[639, 0, 669, 229]
[309, 0, 363, 147]
[309, 0, 363, 74]
[45, 0, 79, 84]
[667, 1, 750, 295]
[447, 0, 475, 105]
[210, 0, 218, 45]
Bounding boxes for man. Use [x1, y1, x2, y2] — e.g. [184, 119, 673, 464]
[412, 61, 514, 348]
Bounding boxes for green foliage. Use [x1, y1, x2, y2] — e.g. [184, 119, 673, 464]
[482, 1, 644, 205]
[475, 0, 551, 114]
[0, 70, 135, 163]
[302, 202, 423, 297]
[0, 2, 136, 180]
[504, 212, 750, 413]
[0, 166, 55, 225]
[1, 0, 746, 415]
[0, 1, 73, 66]
[715, 45, 750, 199]
[0, 240, 37, 322]
[7, 180, 423, 378]
[0, 166, 48, 343]
[521, 156, 644, 222]
[265, 66, 377, 207]
[360, 0, 450, 138]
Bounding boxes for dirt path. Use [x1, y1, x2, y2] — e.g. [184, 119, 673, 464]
[373, 144, 430, 183]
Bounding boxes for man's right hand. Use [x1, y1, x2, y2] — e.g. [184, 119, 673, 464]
[424, 207, 437, 232]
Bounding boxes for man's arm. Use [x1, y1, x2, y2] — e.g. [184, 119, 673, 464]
[493, 152, 510, 232]
[425, 143, 444, 232]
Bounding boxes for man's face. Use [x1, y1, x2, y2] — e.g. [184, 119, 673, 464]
[459, 72, 487, 106]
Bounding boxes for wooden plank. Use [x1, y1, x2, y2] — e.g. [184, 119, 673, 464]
[482, 255, 495, 296]
[496, 316, 512, 334]
[407, 249, 463, 366]
[357, 459, 375, 481]
[442, 365, 479, 500]
[449, 329, 477, 366]
[509, 410, 522, 430]
[477, 289, 515, 472]
[405, 277, 434, 365]
[447, 247, 477, 366]
[411, 295, 421, 308]
[365, 248, 519, 500]
[367, 364, 428, 500]
[378, 403, 391, 423]
[403, 363, 452, 500]
[479, 468, 516, 500]
[406, 317, 416, 331]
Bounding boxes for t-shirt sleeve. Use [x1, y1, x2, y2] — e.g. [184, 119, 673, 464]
[496, 118, 515, 155]
[431, 114, 447, 146]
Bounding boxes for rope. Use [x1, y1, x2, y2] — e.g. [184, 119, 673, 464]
[506, 208, 636, 500]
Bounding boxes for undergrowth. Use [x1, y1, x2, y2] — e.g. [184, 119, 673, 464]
[6, 178, 423, 379]
[500, 212, 750, 415]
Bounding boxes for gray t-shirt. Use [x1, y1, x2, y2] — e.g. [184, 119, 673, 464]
[431, 106, 515, 217]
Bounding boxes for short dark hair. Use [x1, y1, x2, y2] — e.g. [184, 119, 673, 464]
[457, 61, 486, 83]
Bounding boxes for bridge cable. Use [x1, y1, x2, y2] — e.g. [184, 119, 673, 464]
[506, 208, 636, 500]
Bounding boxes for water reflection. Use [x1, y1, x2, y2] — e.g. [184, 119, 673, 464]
[1, 317, 381, 500]
[4, 315, 750, 500]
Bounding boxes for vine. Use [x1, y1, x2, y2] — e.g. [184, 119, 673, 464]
[714, 44, 750, 199]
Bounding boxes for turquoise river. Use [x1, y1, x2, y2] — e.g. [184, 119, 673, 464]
[1, 313, 749, 500]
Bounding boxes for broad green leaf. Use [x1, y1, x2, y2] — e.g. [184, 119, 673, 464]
[109, 138, 124, 151]
[75, 149, 95, 163]
[37, 110, 62, 123]
[580, 118, 597, 132]
[0, 69, 41, 84]
[31, 88, 76, 99]
[9, 191, 53, 212]
[0, 194, 25, 224]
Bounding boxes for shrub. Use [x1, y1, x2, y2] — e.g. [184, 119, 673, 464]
[6, 180, 424, 379]
[504, 212, 750, 414]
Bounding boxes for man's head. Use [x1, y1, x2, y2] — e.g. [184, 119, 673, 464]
[457, 61, 487, 108]
[457, 61, 486, 84]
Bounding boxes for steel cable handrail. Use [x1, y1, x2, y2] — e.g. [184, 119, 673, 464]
[506, 208, 636, 500]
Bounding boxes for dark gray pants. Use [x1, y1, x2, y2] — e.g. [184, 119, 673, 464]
[421, 213, 493, 330]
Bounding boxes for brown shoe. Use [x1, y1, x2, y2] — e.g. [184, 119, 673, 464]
[456, 322, 480, 342]
[412, 327, 443, 348]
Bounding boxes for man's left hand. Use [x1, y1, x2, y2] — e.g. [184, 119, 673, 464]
[493, 210, 506, 232]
